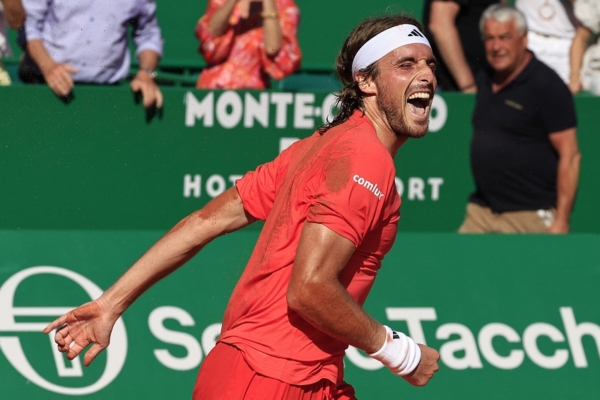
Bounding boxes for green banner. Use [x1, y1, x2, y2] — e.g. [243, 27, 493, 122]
[1, 86, 599, 233]
[1, 230, 598, 399]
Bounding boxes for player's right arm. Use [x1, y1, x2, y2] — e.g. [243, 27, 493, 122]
[43, 187, 254, 366]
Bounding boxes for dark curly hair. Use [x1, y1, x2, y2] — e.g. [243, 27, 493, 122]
[319, 14, 425, 134]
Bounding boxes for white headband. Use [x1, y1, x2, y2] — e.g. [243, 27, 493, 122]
[351, 24, 431, 78]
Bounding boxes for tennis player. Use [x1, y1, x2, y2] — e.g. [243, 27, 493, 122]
[44, 12, 440, 399]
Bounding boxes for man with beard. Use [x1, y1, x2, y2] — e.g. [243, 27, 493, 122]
[43, 13, 440, 399]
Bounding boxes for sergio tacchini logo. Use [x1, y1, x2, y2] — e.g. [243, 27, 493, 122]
[0, 266, 127, 395]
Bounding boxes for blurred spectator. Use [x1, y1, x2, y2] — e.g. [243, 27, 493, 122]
[19, 0, 164, 109]
[515, 0, 577, 84]
[422, 0, 502, 93]
[0, 0, 25, 85]
[0, 3, 10, 85]
[459, 4, 580, 234]
[0, 0, 24, 29]
[195, 0, 301, 89]
[569, 0, 600, 95]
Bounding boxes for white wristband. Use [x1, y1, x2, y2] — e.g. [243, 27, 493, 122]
[369, 325, 421, 376]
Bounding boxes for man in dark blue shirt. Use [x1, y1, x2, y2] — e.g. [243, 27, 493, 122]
[459, 4, 580, 233]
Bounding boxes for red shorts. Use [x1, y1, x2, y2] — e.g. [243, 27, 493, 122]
[192, 342, 356, 400]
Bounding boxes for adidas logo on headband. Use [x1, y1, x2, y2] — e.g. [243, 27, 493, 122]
[408, 29, 425, 38]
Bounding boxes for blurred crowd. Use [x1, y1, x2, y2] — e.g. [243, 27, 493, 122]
[1, 0, 598, 97]
[0, 1, 592, 234]
[0, 0, 302, 108]
[423, 0, 600, 96]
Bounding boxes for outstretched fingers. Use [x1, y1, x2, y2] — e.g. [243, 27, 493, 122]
[67, 341, 89, 361]
[83, 343, 106, 366]
[43, 315, 68, 335]
[46, 324, 104, 365]
[40, 300, 115, 367]
[57, 332, 74, 352]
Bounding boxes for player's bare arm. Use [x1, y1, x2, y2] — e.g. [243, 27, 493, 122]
[43, 187, 255, 365]
[287, 222, 439, 385]
[288, 221, 382, 352]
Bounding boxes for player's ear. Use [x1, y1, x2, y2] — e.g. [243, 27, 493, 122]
[356, 73, 376, 94]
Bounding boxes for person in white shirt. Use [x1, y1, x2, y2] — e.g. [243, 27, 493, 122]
[569, 0, 600, 95]
[515, 0, 577, 83]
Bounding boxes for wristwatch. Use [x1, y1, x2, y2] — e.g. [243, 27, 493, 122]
[140, 68, 157, 79]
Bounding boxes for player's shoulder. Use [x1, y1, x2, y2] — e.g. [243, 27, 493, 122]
[327, 115, 392, 159]
[329, 131, 396, 183]
[348, 131, 394, 169]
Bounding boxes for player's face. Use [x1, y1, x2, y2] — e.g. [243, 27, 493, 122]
[483, 18, 528, 75]
[373, 44, 437, 139]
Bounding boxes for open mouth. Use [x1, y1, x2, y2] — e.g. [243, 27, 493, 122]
[407, 92, 431, 119]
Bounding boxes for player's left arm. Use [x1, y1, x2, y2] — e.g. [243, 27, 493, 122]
[548, 127, 581, 233]
[287, 222, 439, 386]
[286, 146, 390, 351]
[288, 222, 382, 351]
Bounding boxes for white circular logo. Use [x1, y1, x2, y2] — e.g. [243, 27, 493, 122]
[428, 95, 448, 132]
[0, 266, 127, 395]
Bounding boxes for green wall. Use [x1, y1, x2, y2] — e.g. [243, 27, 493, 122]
[0, 230, 598, 399]
[1, 86, 599, 232]
[1, 85, 599, 398]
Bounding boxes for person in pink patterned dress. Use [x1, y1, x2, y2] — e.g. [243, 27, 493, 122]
[195, 0, 301, 89]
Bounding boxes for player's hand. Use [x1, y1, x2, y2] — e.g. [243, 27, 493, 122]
[42, 298, 119, 367]
[42, 63, 78, 97]
[130, 71, 163, 109]
[402, 344, 440, 387]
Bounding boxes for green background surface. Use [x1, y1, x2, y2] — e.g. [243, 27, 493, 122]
[1, 86, 599, 398]
[0, 230, 598, 399]
[1, 86, 599, 232]
[2, 2, 597, 398]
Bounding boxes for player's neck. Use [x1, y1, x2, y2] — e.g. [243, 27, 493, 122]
[363, 102, 408, 157]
